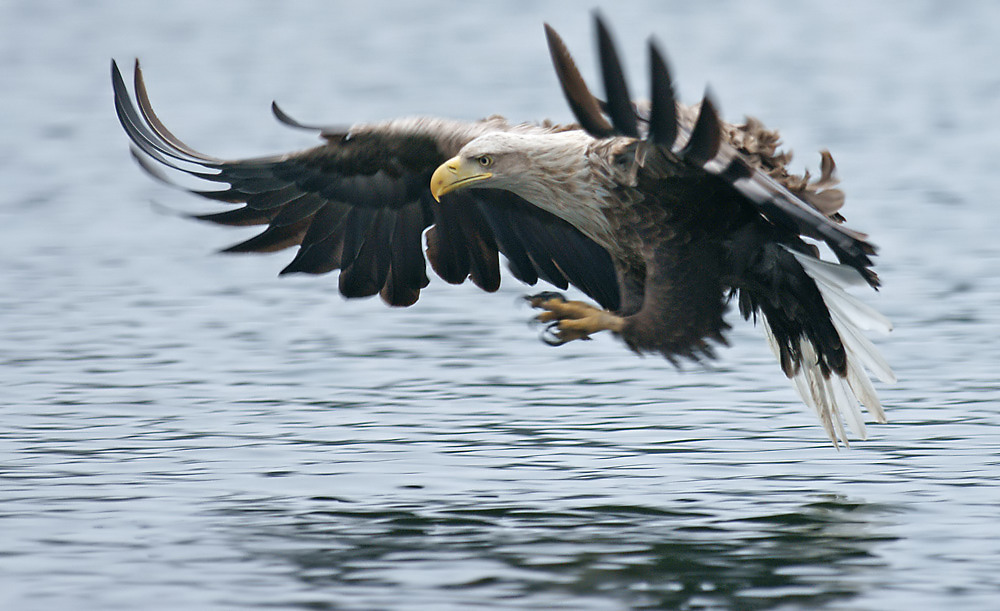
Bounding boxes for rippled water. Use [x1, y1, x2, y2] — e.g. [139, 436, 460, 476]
[3, 1, 1000, 609]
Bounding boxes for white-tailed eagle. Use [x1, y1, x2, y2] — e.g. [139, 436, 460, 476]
[112, 15, 894, 445]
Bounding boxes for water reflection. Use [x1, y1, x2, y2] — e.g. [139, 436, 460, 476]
[216, 493, 896, 609]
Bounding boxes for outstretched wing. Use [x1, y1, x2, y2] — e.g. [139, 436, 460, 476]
[544, 15, 878, 288]
[112, 60, 619, 309]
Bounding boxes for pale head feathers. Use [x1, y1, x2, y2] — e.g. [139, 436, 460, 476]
[456, 130, 618, 248]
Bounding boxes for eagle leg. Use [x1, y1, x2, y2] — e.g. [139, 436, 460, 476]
[526, 292, 624, 346]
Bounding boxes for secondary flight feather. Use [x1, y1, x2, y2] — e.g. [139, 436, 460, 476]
[112, 13, 894, 446]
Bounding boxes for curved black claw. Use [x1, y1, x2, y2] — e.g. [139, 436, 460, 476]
[540, 321, 593, 346]
[542, 322, 565, 346]
[542, 322, 572, 346]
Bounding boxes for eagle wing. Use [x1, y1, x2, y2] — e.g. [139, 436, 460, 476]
[545, 18, 878, 287]
[112, 60, 619, 310]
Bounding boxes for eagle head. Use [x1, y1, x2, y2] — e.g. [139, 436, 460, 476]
[429, 132, 541, 202]
[428, 130, 613, 248]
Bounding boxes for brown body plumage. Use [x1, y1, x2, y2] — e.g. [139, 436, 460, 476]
[112, 15, 893, 445]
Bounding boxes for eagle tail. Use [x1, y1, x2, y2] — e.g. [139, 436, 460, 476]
[763, 250, 894, 447]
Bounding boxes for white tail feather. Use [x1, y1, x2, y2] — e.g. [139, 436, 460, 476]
[764, 249, 894, 447]
[790, 251, 893, 334]
[829, 308, 896, 383]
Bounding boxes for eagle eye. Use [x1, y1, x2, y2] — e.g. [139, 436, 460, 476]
[476, 155, 494, 168]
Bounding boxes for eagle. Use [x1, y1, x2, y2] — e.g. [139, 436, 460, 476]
[112, 15, 894, 446]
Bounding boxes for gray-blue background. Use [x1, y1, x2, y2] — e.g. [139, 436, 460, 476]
[3, 1, 998, 609]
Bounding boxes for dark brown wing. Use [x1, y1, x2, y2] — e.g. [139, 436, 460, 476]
[112, 60, 619, 309]
[545, 15, 878, 288]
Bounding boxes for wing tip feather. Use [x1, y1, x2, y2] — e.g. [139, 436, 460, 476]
[680, 92, 722, 165]
[544, 20, 615, 138]
[593, 11, 638, 137]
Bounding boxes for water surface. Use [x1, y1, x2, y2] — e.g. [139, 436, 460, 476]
[2, 1, 999, 609]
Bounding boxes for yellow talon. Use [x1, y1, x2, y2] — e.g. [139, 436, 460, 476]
[526, 291, 624, 346]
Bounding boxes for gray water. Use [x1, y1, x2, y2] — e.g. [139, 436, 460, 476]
[2, 1, 999, 609]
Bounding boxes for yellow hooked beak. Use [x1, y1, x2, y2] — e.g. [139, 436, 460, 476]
[430, 156, 493, 202]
